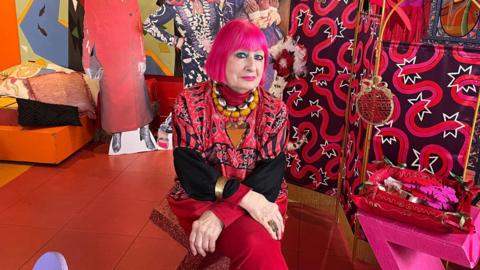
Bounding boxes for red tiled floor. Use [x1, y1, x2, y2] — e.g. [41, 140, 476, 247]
[116, 236, 185, 270]
[0, 143, 380, 269]
[123, 150, 174, 173]
[0, 189, 94, 229]
[0, 185, 23, 215]
[139, 217, 172, 239]
[99, 170, 173, 202]
[0, 224, 57, 270]
[66, 197, 157, 236]
[20, 230, 135, 270]
[0, 166, 62, 214]
[35, 171, 115, 199]
[57, 147, 139, 179]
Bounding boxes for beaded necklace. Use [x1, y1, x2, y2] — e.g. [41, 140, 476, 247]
[212, 83, 259, 118]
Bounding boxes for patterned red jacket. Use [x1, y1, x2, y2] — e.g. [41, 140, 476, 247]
[168, 80, 289, 232]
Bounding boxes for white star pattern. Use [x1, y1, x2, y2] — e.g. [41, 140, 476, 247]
[422, 155, 439, 174]
[410, 149, 438, 174]
[308, 15, 314, 29]
[309, 99, 323, 117]
[291, 126, 300, 140]
[320, 141, 337, 158]
[374, 120, 396, 144]
[337, 67, 351, 88]
[286, 153, 299, 168]
[396, 57, 422, 84]
[346, 139, 353, 156]
[287, 86, 303, 106]
[310, 66, 327, 86]
[411, 149, 421, 170]
[337, 67, 349, 75]
[353, 157, 360, 177]
[340, 80, 350, 89]
[442, 112, 465, 138]
[310, 168, 330, 187]
[296, 159, 302, 172]
[296, 9, 313, 28]
[347, 39, 354, 52]
[447, 65, 477, 93]
[407, 92, 432, 122]
[324, 17, 346, 42]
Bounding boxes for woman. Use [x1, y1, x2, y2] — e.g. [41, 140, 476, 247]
[169, 19, 289, 269]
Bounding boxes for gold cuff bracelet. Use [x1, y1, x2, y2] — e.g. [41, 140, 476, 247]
[214, 176, 229, 200]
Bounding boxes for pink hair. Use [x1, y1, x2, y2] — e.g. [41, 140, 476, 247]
[205, 19, 269, 85]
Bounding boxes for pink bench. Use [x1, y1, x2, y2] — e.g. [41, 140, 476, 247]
[357, 207, 480, 270]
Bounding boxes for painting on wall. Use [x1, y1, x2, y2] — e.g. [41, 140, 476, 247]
[14, 0, 175, 75]
[16, 0, 69, 67]
[140, 0, 176, 76]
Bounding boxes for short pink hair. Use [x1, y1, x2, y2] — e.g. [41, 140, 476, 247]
[205, 19, 269, 85]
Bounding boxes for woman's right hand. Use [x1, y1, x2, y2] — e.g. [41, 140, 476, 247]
[189, 210, 223, 257]
[239, 190, 284, 240]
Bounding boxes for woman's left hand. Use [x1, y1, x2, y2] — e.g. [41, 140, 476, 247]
[189, 210, 223, 257]
[239, 191, 285, 240]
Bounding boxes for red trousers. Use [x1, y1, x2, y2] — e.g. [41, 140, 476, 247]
[168, 196, 288, 270]
[216, 214, 288, 270]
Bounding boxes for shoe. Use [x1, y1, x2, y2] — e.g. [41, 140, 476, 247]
[140, 125, 156, 150]
[112, 133, 122, 153]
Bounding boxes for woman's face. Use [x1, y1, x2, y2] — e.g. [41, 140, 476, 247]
[225, 49, 264, 93]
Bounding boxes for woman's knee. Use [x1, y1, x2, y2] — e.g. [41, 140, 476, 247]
[239, 231, 281, 254]
[229, 232, 286, 269]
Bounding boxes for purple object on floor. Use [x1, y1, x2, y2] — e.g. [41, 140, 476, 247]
[33, 252, 68, 270]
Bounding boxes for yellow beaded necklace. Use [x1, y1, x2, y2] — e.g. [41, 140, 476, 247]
[212, 83, 258, 118]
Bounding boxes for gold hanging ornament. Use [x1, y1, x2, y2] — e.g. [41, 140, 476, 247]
[356, 76, 394, 125]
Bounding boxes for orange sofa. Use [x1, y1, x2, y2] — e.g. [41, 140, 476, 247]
[0, 98, 95, 164]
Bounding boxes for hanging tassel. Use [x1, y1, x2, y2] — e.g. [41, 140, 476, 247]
[382, 0, 432, 43]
